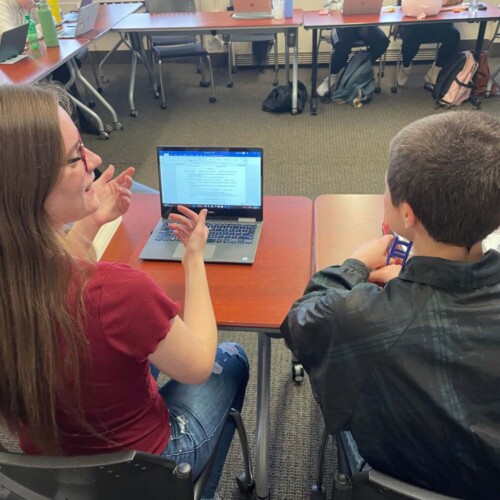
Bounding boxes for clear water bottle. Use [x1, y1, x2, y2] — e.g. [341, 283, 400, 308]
[25, 14, 40, 51]
[468, 0, 479, 14]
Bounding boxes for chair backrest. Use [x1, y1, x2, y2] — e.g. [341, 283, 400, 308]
[145, 0, 197, 13]
[0, 450, 194, 500]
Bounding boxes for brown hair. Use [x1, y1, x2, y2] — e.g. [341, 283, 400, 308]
[0, 84, 91, 454]
[387, 111, 500, 249]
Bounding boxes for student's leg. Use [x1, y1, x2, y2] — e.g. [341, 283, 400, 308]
[159, 342, 249, 499]
[357, 26, 389, 63]
[399, 26, 423, 68]
[340, 431, 372, 474]
[433, 23, 461, 67]
[331, 27, 357, 74]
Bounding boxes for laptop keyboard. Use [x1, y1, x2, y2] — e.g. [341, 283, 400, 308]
[156, 221, 257, 244]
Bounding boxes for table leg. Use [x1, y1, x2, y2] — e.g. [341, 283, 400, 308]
[255, 332, 271, 499]
[475, 20, 487, 56]
[70, 59, 123, 131]
[286, 28, 299, 115]
[310, 28, 318, 115]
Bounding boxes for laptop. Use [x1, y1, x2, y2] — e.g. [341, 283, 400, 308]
[0, 24, 28, 63]
[342, 0, 383, 15]
[58, 1, 99, 39]
[139, 147, 264, 264]
[62, 0, 93, 24]
[232, 0, 273, 19]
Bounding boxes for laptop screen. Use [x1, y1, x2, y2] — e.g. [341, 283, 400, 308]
[157, 147, 263, 220]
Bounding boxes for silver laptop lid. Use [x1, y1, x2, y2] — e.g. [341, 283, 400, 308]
[157, 146, 263, 221]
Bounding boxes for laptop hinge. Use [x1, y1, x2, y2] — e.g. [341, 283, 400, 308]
[238, 218, 257, 222]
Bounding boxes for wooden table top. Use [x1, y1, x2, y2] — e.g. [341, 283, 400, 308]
[101, 194, 313, 331]
[84, 2, 144, 41]
[0, 39, 88, 85]
[112, 9, 304, 32]
[314, 194, 384, 272]
[303, 4, 500, 29]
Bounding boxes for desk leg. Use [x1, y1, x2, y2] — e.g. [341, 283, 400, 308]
[127, 32, 158, 117]
[475, 20, 487, 55]
[255, 332, 271, 499]
[286, 28, 299, 115]
[70, 59, 123, 132]
[310, 28, 318, 115]
[99, 33, 131, 85]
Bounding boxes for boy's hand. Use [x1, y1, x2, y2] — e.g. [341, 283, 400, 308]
[350, 234, 394, 271]
[369, 264, 402, 284]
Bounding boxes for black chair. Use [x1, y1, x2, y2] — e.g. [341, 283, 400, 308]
[145, 0, 216, 110]
[312, 429, 458, 500]
[0, 409, 254, 500]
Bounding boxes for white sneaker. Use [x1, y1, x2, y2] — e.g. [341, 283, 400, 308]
[397, 65, 412, 87]
[424, 63, 442, 88]
[316, 74, 338, 97]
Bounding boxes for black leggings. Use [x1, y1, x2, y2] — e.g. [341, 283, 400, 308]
[330, 26, 389, 74]
[399, 23, 460, 68]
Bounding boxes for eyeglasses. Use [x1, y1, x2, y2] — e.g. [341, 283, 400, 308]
[65, 141, 89, 172]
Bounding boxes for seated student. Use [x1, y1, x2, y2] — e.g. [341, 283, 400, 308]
[0, 84, 249, 500]
[397, 23, 460, 88]
[281, 111, 500, 499]
[317, 1, 389, 97]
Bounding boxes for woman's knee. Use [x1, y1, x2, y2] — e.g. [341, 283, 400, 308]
[214, 342, 249, 382]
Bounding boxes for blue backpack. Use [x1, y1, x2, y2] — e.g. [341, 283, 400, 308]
[330, 51, 376, 107]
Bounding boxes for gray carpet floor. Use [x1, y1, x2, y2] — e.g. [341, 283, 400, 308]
[1, 58, 499, 499]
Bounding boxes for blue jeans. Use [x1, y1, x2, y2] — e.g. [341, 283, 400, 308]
[341, 431, 371, 474]
[157, 342, 249, 500]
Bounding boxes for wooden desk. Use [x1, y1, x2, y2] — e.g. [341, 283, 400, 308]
[101, 194, 313, 499]
[304, 4, 500, 114]
[314, 194, 384, 272]
[0, 39, 88, 85]
[112, 10, 303, 116]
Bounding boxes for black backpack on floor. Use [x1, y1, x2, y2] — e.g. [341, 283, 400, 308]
[262, 81, 308, 114]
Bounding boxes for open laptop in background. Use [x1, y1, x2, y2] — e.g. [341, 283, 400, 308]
[232, 0, 273, 19]
[58, 1, 99, 38]
[62, 0, 93, 23]
[0, 24, 28, 63]
[342, 0, 383, 15]
[139, 147, 264, 264]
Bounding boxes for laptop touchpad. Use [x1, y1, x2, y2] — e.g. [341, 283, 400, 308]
[173, 244, 216, 259]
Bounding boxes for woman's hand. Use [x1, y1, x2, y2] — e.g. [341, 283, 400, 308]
[168, 206, 208, 261]
[90, 165, 134, 226]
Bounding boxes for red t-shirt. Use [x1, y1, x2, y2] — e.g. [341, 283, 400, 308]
[19, 262, 179, 456]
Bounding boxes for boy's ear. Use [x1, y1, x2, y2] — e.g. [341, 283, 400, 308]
[401, 202, 418, 229]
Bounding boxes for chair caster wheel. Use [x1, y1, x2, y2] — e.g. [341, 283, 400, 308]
[199, 81, 210, 88]
[99, 131, 109, 140]
[113, 122, 124, 131]
[374, 86, 381, 94]
[88, 100, 96, 109]
[130, 110, 138, 117]
[291, 362, 304, 382]
[311, 484, 326, 500]
[209, 97, 216, 103]
[272, 79, 279, 86]
[226, 81, 234, 88]
[391, 86, 398, 94]
[104, 124, 114, 134]
[161, 103, 167, 109]
[236, 471, 255, 494]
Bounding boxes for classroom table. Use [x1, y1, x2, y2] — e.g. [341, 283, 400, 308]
[314, 194, 384, 272]
[111, 10, 303, 116]
[304, 4, 500, 115]
[0, 39, 88, 85]
[100, 194, 313, 500]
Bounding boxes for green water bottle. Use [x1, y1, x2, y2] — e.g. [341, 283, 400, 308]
[25, 14, 40, 51]
[37, 0, 59, 47]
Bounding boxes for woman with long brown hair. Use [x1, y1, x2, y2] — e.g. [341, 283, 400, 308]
[0, 84, 248, 500]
